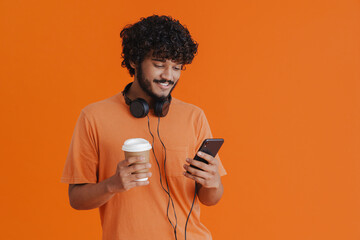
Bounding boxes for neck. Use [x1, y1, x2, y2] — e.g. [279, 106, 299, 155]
[127, 81, 155, 107]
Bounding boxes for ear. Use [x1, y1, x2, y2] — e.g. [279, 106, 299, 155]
[130, 61, 136, 69]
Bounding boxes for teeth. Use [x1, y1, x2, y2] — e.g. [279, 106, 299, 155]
[160, 82, 169, 86]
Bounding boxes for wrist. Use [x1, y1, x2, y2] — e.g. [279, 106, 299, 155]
[204, 175, 222, 189]
[103, 176, 116, 194]
[197, 181, 224, 206]
[206, 182, 221, 190]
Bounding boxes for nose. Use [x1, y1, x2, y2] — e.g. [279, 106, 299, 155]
[160, 67, 173, 81]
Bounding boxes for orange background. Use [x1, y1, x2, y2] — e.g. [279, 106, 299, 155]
[1, 0, 359, 239]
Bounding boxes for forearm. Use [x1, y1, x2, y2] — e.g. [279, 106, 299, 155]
[68, 157, 151, 210]
[197, 180, 224, 206]
[69, 177, 115, 210]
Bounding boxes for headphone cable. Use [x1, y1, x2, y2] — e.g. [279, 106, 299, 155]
[156, 117, 198, 240]
[147, 116, 197, 240]
[147, 116, 178, 239]
[157, 117, 178, 235]
[184, 182, 197, 240]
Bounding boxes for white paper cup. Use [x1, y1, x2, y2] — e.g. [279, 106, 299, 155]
[122, 138, 152, 181]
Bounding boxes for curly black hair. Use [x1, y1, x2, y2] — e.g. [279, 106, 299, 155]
[120, 15, 198, 76]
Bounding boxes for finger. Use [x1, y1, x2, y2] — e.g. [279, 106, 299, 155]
[183, 171, 205, 185]
[127, 162, 151, 175]
[130, 171, 152, 181]
[186, 158, 213, 173]
[197, 152, 218, 165]
[134, 180, 150, 187]
[183, 164, 210, 179]
[118, 156, 144, 169]
[123, 177, 150, 191]
[127, 156, 147, 165]
[118, 163, 150, 180]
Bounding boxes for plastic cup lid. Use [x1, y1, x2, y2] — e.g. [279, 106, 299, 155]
[122, 138, 152, 152]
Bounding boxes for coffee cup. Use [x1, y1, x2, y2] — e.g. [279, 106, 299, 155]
[122, 138, 152, 181]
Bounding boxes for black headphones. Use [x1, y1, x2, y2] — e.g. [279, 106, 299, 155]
[122, 82, 172, 118]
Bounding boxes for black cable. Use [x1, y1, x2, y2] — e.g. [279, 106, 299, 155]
[147, 116, 178, 240]
[148, 116, 197, 240]
[147, 116, 168, 194]
[157, 117, 178, 236]
[185, 182, 198, 240]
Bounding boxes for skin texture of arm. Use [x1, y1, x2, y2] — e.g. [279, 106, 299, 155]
[68, 156, 152, 210]
[196, 181, 224, 206]
[69, 179, 115, 210]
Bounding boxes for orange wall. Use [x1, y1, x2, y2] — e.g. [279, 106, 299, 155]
[1, 0, 359, 239]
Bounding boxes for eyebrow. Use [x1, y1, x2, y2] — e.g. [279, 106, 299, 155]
[151, 58, 166, 62]
[151, 58, 183, 66]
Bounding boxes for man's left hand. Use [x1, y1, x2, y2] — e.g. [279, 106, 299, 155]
[183, 151, 221, 189]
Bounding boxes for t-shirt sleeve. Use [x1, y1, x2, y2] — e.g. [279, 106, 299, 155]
[196, 110, 227, 176]
[61, 110, 99, 184]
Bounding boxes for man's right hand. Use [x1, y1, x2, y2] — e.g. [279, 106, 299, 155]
[68, 156, 152, 210]
[106, 156, 152, 193]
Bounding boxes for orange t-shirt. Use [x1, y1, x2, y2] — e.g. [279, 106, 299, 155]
[61, 92, 226, 240]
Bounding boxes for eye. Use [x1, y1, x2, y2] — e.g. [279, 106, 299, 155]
[173, 66, 182, 71]
[154, 63, 164, 68]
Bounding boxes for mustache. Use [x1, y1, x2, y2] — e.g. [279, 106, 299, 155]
[153, 79, 175, 85]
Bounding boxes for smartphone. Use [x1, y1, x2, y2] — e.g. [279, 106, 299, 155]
[189, 138, 224, 171]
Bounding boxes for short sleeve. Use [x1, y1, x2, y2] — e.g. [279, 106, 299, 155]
[61, 110, 99, 184]
[196, 110, 227, 176]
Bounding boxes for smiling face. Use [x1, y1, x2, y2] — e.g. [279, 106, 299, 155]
[135, 55, 183, 101]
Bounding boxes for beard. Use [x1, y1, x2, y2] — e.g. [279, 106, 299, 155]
[136, 65, 178, 102]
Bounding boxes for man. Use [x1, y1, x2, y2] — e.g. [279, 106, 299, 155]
[61, 15, 226, 240]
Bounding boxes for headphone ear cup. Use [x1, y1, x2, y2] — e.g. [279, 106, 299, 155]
[130, 98, 149, 118]
[154, 98, 171, 117]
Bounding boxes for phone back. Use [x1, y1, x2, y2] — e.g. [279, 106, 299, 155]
[192, 138, 224, 169]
